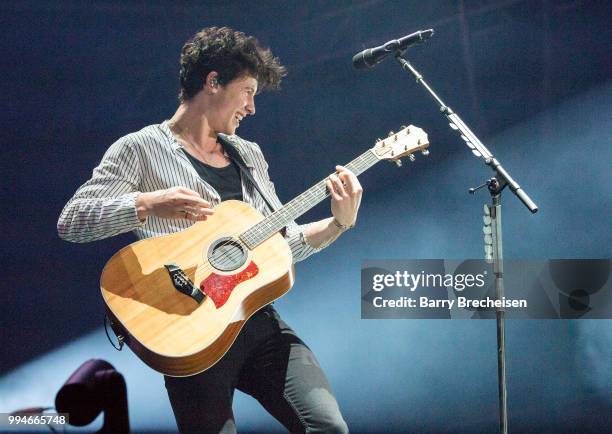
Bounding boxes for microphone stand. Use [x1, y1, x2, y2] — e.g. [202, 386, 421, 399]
[393, 53, 538, 434]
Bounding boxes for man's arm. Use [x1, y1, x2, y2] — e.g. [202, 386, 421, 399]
[57, 137, 145, 242]
[57, 137, 213, 243]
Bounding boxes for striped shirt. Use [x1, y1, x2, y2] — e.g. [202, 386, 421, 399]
[57, 120, 320, 263]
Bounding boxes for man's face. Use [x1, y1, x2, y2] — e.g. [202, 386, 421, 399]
[210, 75, 258, 135]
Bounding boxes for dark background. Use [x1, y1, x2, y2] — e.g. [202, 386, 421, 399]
[2, 1, 611, 432]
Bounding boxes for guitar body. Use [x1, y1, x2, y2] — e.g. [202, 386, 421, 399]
[100, 200, 294, 377]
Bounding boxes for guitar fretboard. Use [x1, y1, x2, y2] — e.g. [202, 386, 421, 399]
[240, 149, 379, 249]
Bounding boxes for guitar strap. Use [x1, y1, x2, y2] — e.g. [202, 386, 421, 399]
[217, 134, 280, 214]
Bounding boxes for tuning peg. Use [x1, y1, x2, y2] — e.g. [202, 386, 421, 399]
[388, 131, 394, 137]
[400, 125, 407, 129]
[394, 159, 402, 167]
[409, 154, 416, 162]
[421, 149, 430, 156]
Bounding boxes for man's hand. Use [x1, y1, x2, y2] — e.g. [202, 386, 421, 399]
[326, 165, 363, 228]
[136, 187, 214, 221]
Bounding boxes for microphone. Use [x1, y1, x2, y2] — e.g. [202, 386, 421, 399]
[352, 29, 434, 69]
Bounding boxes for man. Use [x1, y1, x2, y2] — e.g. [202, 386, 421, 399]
[58, 27, 360, 433]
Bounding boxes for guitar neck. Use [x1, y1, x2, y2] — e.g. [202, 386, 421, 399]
[240, 148, 379, 249]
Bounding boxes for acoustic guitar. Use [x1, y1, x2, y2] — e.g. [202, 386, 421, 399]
[101, 125, 429, 376]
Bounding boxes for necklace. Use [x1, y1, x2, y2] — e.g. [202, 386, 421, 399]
[168, 121, 230, 167]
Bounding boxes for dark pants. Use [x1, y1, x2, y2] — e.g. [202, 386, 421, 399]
[164, 306, 348, 433]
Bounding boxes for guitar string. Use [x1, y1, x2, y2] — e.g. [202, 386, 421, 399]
[180, 151, 380, 283]
[187, 152, 378, 281]
[195, 151, 374, 274]
[189, 180, 331, 281]
[184, 137, 418, 275]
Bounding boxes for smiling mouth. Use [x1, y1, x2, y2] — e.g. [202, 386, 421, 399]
[235, 114, 244, 126]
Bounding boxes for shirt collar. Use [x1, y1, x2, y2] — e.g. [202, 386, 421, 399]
[160, 120, 254, 169]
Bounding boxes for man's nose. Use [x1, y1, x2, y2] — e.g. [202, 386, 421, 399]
[246, 96, 256, 115]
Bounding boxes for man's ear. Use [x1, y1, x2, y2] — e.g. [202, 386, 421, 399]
[206, 71, 220, 92]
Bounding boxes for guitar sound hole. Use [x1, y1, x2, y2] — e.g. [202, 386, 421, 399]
[207, 237, 247, 272]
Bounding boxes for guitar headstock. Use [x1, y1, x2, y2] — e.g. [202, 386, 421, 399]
[372, 125, 430, 166]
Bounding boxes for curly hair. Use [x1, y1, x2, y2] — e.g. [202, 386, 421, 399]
[178, 26, 287, 103]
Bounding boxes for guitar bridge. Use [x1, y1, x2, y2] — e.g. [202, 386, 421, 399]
[164, 263, 205, 304]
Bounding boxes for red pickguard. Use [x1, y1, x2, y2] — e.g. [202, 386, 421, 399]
[199, 261, 259, 308]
